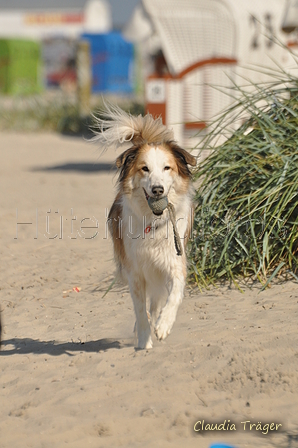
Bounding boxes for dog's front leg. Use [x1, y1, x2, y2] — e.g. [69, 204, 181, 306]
[128, 274, 153, 349]
[154, 269, 185, 341]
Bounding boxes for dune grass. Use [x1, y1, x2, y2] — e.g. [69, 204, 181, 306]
[0, 92, 144, 134]
[188, 66, 298, 290]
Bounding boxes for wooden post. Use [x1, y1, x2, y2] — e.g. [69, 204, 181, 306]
[77, 40, 91, 117]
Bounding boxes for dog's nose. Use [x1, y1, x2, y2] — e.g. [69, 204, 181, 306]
[152, 185, 164, 196]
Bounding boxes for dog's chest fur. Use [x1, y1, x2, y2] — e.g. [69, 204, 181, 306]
[117, 191, 191, 275]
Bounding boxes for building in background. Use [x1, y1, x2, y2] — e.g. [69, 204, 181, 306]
[0, 0, 139, 93]
[0, 0, 112, 39]
[124, 0, 298, 149]
[0, 0, 112, 91]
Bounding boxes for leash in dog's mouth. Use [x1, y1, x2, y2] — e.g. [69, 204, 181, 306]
[144, 189, 183, 256]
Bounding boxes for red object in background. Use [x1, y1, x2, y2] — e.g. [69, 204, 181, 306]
[146, 57, 237, 129]
[47, 67, 76, 87]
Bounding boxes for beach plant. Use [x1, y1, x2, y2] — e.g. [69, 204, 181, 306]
[188, 63, 298, 290]
[0, 92, 144, 134]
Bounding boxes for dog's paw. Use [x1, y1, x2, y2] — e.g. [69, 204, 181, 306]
[154, 306, 177, 340]
[154, 323, 171, 340]
[154, 316, 173, 340]
[137, 335, 153, 350]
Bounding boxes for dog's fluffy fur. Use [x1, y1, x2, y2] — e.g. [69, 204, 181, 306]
[94, 105, 196, 349]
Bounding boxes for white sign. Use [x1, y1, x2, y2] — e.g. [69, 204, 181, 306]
[146, 79, 166, 103]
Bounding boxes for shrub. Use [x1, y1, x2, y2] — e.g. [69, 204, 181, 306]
[189, 67, 298, 290]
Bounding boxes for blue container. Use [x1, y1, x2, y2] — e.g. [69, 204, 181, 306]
[81, 32, 134, 94]
[210, 444, 237, 448]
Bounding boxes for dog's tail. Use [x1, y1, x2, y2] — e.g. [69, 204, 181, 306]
[92, 103, 174, 152]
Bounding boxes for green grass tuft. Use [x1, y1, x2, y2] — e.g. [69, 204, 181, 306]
[189, 67, 298, 289]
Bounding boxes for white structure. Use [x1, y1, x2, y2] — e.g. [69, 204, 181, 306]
[0, 0, 111, 39]
[126, 0, 297, 149]
[84, 0, 112, 34]
[282, 0, 298, 33]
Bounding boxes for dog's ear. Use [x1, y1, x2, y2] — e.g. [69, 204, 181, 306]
[116, 147, 139, 183]
[171, 145, 196, 167]
[116, 147, 137, 168]
[168, 143, 196, 178]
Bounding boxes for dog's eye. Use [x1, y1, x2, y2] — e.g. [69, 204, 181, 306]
[164, 166, 171, 171]
[141, 166, 149, 172]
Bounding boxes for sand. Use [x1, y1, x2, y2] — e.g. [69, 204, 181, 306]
[0, 132, 298, 448]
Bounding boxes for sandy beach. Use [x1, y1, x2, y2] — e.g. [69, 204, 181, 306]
[1, 132, 298, 448]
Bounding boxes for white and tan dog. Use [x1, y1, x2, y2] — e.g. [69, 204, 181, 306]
[95, 105, 196, 349]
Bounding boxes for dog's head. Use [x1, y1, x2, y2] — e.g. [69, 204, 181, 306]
[93, 105, 196, 214]
[116, 141, 196, 213]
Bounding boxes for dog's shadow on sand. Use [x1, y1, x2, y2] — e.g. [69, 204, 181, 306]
[0, 337, 133, 356]
[30, 162, 116, 173]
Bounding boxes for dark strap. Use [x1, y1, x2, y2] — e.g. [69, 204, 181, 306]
[167, 202, 183, 256]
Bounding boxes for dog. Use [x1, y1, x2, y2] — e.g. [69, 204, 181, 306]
[94, 105, 196, 349]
